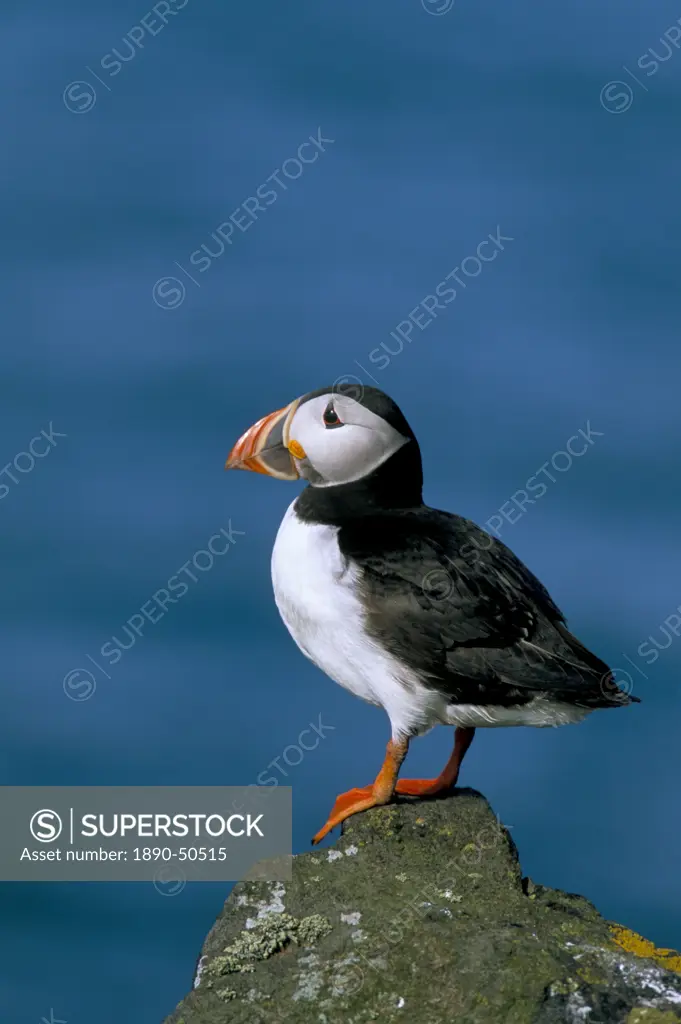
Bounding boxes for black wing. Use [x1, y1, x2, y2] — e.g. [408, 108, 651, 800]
[337, 508, 635, 709]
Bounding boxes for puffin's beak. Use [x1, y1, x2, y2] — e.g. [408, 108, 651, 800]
[225, 400, 301, 480]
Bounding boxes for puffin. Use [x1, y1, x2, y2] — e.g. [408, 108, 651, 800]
[225, 385, 638, 844]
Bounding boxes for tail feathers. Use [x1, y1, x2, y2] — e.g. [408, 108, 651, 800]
[598, 675, 641, 706]
[554, 622, 642, 706]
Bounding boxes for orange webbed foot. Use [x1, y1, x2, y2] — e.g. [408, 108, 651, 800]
[311, 785, 379, 845]
[394, 777, 453, 798]
[311, 737, 411, 845]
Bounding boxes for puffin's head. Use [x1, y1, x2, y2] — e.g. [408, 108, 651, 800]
[225, 385, 420, 491]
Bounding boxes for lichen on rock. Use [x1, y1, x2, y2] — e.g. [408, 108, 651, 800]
[164, 789, 681, 1024]
[205, 912, 332, 978]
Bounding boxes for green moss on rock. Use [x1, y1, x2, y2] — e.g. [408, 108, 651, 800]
[164, 790, 681, 1024]
[627, 1010, 681, 1024]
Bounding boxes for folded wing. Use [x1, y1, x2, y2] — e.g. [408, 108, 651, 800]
[338, 508, 635, 709]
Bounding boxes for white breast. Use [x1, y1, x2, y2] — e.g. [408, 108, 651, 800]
[270, 500, 592, 735]
[270, 500, 449, 740]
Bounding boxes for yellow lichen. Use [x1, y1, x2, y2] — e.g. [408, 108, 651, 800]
[610, 925, 681, 974]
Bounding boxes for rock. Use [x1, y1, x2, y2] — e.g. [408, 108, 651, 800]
[164, 789, 681, 1023]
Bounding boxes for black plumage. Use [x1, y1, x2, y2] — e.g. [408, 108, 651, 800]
[295, 386, 637, 714]
[339, 508, 633, 710]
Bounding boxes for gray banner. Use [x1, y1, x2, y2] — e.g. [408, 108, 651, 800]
[0, 786, 291, 881]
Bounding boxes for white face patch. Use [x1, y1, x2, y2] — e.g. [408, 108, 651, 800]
[288, 393, 409, 487]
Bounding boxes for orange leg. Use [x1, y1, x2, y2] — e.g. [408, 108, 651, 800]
[311, 737, 408, 845]
[395, 726, 475, 797]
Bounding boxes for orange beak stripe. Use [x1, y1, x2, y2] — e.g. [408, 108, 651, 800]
[225, 400, 301, 480]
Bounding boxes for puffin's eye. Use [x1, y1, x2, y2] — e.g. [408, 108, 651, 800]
[322, 403, 343, 428]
